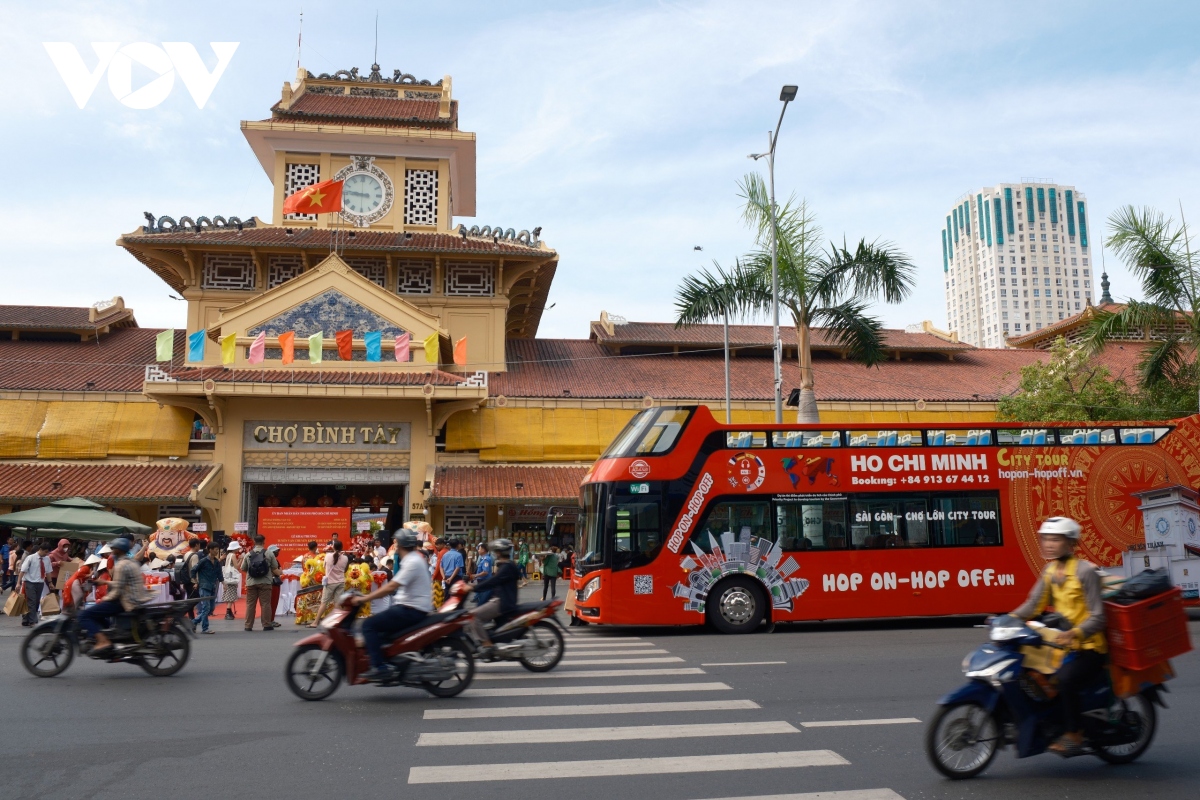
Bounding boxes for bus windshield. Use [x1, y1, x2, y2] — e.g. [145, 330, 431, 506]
[577, 483, 607, 572]
[601, 407, 694, 459]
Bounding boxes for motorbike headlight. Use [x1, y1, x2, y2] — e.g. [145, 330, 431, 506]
[965, 658, 1018, 682]
[578, 576, 601, 603]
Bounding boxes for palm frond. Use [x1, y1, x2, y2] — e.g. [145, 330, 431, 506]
[1107, 205, 1195, 309]
[809, 301, 886, 366]
[673, 260, 772, 326]
[1137, 335, 1189, 387]
[811, 237, 916, 305]
[1082, 299, 1175, 353]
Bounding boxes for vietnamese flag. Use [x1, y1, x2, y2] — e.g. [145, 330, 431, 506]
[282, 179, 343, 216]
[279, 331, 295, 365]
[335, 330, 354, 361]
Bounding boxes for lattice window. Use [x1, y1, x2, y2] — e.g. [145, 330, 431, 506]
[267, 255, 305, 288]
[202, 253, 256, 291]
[404, 169, 438, 226]
[443, 505, 486, 536]
[445, 260, 495, 296]
[396, 258, 433, 294]
[344, 257, 387, 287]
[284, 162, 321, 221]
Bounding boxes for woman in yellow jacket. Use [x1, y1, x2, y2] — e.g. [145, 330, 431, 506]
[1012, 517, 1107, 754]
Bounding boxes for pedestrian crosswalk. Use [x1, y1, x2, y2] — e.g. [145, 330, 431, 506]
[409, 628, 909, 798]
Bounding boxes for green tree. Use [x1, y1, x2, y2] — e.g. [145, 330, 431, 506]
[1085, 205, 1200, 415]
[673, 174, 915, 422]
[998, 337, 1140, 421]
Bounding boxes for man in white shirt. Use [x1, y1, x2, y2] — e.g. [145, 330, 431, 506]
[350, 530, 433, 681]
[18, 541, 53, 626]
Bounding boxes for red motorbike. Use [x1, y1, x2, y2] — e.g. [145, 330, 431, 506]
[284, 594, 475, 701]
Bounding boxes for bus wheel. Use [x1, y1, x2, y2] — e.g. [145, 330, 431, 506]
[707, 577, 765, 634]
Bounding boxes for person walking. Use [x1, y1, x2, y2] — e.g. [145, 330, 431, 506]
[310, 539, 348, 627]
[180, 537, 202, 622]
[17, 541, 53, 627]
[267, 544, 283, 628]
[516, 540, 530, 587]
[220, 542, 241, 620]
[541, 545, 561, 601]
[0, 536, 11, 593]
[238, 535, 280, 631]
[193, 543, 223, 634]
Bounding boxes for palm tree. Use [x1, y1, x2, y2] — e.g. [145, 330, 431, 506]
[674, 173, 915, 423]
[1085, 205, 1200, 412]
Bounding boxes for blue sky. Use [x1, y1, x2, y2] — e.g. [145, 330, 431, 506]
[3, 0, 1200, 339]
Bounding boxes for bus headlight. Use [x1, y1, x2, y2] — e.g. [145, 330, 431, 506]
[578, 576, 601, 603]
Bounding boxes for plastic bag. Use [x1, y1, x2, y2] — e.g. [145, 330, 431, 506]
[1109, 568, 1172, 605]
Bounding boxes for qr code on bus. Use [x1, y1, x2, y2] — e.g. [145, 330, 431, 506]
[633, 575, 653, 595]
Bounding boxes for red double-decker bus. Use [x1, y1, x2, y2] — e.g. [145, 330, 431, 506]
[569, 405, 1200, 633]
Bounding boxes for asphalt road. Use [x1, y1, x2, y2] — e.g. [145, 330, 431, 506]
[1, 588, 1197, 800]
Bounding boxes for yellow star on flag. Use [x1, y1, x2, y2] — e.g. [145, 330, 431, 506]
[305, 186, 327, 207]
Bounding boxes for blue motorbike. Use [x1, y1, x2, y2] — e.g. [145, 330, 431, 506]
[926, 614, 1167, 779]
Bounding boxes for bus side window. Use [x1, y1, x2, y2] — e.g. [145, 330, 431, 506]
[610, 498, 662, 571]
[849, 497, 930, 549]
[930, 494, 1001, 546]
[775, 500, 847, 550]
[691, 500, 772, 553]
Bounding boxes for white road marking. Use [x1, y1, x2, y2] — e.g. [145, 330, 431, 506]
[563, 635, 644, 642]
[417, 720, 799, 746]
[408, 749, 848, 783]
[701, 661, 787, 666]
[800, 718, 921, 728]
[474, 667, 704, 681]
[566, 641, 656, 649]
[462, 682, 731, 698]
[423, 699, 761, 720]
[694, 790, 905, 800]
[478, 657, 684, 668]
[564, 647, 668, 655]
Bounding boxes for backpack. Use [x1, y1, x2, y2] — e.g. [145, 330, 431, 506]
[246, 549, 270, 579]
[175, 554, 195, 587]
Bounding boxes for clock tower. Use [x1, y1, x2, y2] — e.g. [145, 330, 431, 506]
[241, 64, 476, 232]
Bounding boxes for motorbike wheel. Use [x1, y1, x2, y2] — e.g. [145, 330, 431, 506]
[519, 621, 565, 672]
[926, 702, 1000, 779]
[706, 576, 765, 634]
[285, 645, 344, 701]
[1095, 692, 1157, 764]
[422, 637, 475, 698]
[139, 625, 190, 677]
[21, 627, 75, 678]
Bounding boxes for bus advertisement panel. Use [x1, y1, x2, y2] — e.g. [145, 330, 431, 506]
[570, 406, 1200, 632]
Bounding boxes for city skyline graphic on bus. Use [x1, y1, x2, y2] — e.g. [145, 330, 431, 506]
[671, 530, 810, 613]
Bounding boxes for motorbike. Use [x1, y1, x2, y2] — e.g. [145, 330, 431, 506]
[21, 598, 201, 678]
[443, 581, 567, 672]
[926, 614, 1167, 779]
[284, 593, 475, 701]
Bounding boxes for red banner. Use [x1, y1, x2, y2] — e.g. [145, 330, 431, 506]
[258, 507, 351, 565]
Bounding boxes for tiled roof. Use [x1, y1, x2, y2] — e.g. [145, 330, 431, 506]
[271, 93, 455, 127]
[430, 465, 588, 503]
[0, 462, 213, 504]
[592, 321, 971, 351]
[166, 366, 468, 386]
[1006, 302, 1124, 347]
[0, 305, 135, 332]
[121, 226, 550, 258]
[0, 327, 176, 392]
[492, 339, 1152, 402]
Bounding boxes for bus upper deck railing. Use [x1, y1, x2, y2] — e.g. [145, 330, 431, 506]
[720, 426, 1172, 450]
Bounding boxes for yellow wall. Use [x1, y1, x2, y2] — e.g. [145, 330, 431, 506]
[0, 400, 192, 459]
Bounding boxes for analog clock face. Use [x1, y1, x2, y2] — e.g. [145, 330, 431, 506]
[343, 173, 384, 215]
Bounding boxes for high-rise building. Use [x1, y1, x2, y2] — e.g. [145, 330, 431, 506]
[942, 182, 1094, 348]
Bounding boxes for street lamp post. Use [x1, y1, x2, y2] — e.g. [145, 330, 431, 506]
[751, 85, 797, 424]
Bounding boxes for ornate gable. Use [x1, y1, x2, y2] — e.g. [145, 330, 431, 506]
[249, 289, 407, 338]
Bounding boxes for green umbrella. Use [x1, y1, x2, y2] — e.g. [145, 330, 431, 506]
[0, 497, 152, 539]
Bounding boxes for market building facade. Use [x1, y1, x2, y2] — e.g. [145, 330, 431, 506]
[0, 64, 1151, 546]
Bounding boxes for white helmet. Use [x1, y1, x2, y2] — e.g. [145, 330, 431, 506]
[1038, 517, 1081, 540]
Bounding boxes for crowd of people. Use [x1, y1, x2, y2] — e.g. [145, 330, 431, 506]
[1, 526, 576, 636]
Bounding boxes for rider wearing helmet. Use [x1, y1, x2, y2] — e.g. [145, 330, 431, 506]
[1010, 517, 1107, 754]
[80, 537, 149, 657]
[351, 529, 433, 682]
[465, 538, 521, 653]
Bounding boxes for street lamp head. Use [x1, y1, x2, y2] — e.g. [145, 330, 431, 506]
[780, 85, 798, 102]
[748, 153, 766, 161]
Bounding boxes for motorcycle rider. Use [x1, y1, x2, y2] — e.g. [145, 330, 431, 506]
[465, 538, 521, 654]
[349, 529, 433, 682]
[1010, 517, 1107, 755]
[80, 537, 148, 657]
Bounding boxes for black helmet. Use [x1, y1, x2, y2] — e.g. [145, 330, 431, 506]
[489, 538, 513, 556]
[394, 529, 419, 549]
[110, 537, 133, 554]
